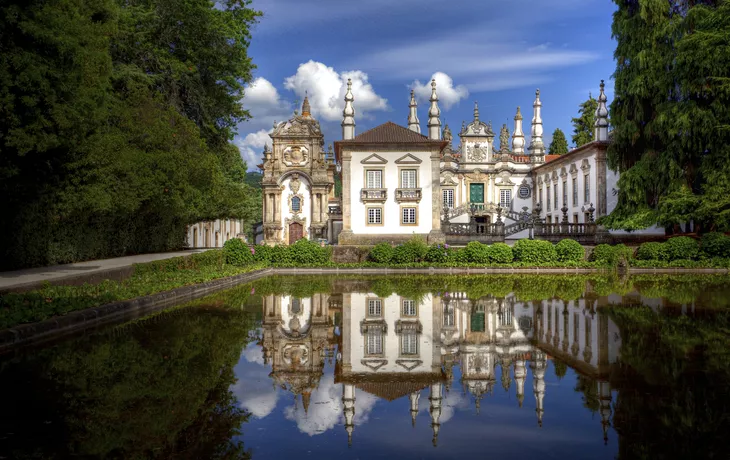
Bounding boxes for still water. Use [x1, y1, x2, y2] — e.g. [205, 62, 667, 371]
[1, 274, 728, 459]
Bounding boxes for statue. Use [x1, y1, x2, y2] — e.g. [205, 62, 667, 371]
[500, 124, 510, 152]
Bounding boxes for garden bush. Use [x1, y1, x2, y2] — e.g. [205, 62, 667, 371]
[425, 244, 449, 263]
[665, 236, 699, 261]
[513, 239, 557, 264]
[487, 243, 513, 264]
[287, 239, 330, 265]
[555, 239, 585, 262]
[635, 242, 668, 261]
[448, 247, 470, 264]
[700, 232, 730, 259]
[590, 244, 633, 266]
[223, 238, 254, 266]
[252, 243, 275, 263]
[369, 242, 394, 264]
[464, 241, 490, 264]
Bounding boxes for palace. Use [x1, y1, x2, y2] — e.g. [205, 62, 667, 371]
[258, 79, 661, 246]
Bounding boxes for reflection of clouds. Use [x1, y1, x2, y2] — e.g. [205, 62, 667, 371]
[284, 373, 379, 436]
[231, 344, 279, 419]
[435, 389, 471, 423]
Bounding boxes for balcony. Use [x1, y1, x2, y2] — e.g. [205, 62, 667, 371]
[395, 188, 422, 203]
[361, 188, 387, 203]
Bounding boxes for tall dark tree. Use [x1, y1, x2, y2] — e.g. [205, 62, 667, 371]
[571, 95, 598, 147]
[549, 128, 570, 154]
[604, 0, 730, 232]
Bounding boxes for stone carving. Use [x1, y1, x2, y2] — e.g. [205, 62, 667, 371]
[289, 173, 301, 193]
[467, 143, 488, 162]
[283, 146, 309, 166]
[500, 124, 510, 152]
[441, 172, 458, 186]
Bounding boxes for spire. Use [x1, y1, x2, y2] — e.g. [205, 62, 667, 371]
[473, 101, 480, 121]
[302, 391, 311, 414]
[407, 90, 421, 133]
[531, 351, 547, 427]
[427, 79, 441, 140]
[301, 92, 311, 118]
[599, 380, 612, 445]
[594, 80, 609, 142]
[429, 383, 442, 447]
[512, 106, 525, 154]
[342, 383, 356, 447]
[409, 391, 420, 427]
[529, 89, 545, 158]
[341, 78, 355, 140]
[514, 358, 526, 408]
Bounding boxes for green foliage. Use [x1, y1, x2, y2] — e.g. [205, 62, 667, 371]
[665, 236, 699, 261]
[425, 244, 449, 263]
[549, 128, 569, 154]
[286, 239, 330, 265]
[700, 232, 730, 259]
[513, 240, 557, 264]
[391, 236, 429, 264]
[369, 243, 394, 264]
[0, 0, 262, 269]
[223, 238, 254, 266]
[590, 243, 634, 267]
[636, 242, 669, 261]
[464, 241, 490, 264]
[555, 239, 585, 262]
[487, 243, 514, 264]
[571, 94, 597, 147]
[553, 360, 568, 380]
[448, 247, 470, 264]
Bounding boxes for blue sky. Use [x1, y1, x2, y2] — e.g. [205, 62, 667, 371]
[235, 0, 618, 170]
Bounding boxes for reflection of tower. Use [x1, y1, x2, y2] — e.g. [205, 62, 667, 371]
[531, 350, 547, 427]
[514, 357, 527, 408]
[429, 383, 442, 447]
[409, 391, 420, 427]
[342, 383, 356, 447]
[599, 380, 612, 445]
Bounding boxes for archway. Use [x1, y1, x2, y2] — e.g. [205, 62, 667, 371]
[192, 227, 198, 248]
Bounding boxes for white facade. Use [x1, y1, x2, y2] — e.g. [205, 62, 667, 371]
[186, 218, 244, 248]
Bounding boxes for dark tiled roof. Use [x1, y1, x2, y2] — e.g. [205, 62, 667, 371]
[341, 121, 443, 144]
[545, 154, 561, 163]
[356, 381, 431, 402]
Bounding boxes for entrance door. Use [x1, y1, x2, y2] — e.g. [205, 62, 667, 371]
[289, 222, 303, 244]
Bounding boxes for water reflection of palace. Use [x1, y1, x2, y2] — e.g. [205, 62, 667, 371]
[259, 288, 621, 447]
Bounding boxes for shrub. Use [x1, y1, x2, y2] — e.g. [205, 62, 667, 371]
[590, 244, 633, 266]
[513, 240, 557, 264]
[555, 239, 585, 262]
[223, 238, 254, 266]
[635, 242, 669, 261]
[487, 243, 513, 264]
[665, 236, 699, 261]
[390, 236, 429, 264]
[425, 244, 449, 263]
[252, 244, 276, 263]
[700, 232, 730, 259]
[448, 247, 470, 264]
[464, 241, 490, 264]
[369, 243, 394, 264]
[288, 239, 330, 265]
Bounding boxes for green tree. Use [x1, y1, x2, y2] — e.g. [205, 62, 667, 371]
[571, 94, 598, 147]
[549, 128, 570, 154]
[604, 0, 730, 232]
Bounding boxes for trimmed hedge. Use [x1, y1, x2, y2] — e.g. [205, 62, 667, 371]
[369, 243, 394, 264]
[513, 240, 557, 264]
[636, 242, 669, 261]
[555, 239, 585, 262]
[222, 238, 254, 266]
[488, 243, 513, 264]
[590, 244, 633, 266]
[700, 233, 730, 259]
[464, 241, 490, 264]
[665, 236, 699, 261]
[425, 244, 449, 263]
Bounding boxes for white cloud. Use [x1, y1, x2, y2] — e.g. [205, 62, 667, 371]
[241, 340, 265, 365]
[528, 42, 552, 52]
[283, 60, 389, 121]
[231, 347, 280, 419]
[411, 72, 469, 110]
[284, 373, 379, 436]
[234, 129, 271, 170]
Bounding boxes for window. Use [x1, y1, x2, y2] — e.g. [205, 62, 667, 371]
[443, 189, 454, 209]
[366, 170, 382, 188]
[367, 331, 383, 355]
[367, 207, 382, 225]
[554, 185, 559, 210]
[584, 174, 590, 202]
[291, 196, 301, 212]
[547, 215, 551, 224]
[546, 185, 551, 211]
[443, 305, 454, 327]
[400, 333, 418, 355]
[401, 169, 417, 188]
[539, 188, 543, 208]
[402, 299, 417, 316]
[562, 181, 567, 207]
[573, 214, 579, 224]
[368, 299, 382, 317]
[402, 207, 416, 225]
[291, 298, 301, 314]
[499, 189, 511, 209]
[572, 177, 578, 206]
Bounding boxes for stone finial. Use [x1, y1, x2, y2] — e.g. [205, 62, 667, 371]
[473, 101, 480, 121]
[443, 124, 452, 143]
[301, 92, 311, 118]
[594, 79, 609, 141]
[342, 78, 355, 140]
[407, 89, 420, 133]
[529, 88, 545, 157]
[512, 106, 526, 154]
[427, 79, 441, 140]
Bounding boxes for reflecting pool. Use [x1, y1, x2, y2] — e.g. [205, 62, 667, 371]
[1, 274, 729, 459]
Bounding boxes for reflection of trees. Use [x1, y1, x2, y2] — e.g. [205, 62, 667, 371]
[0, 307, 256, 459]
[574, 374, 600, 413]
[552, 360, 568, 380]
[608, 306, 730, 459]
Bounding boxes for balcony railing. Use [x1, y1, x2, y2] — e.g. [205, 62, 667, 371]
[360, 188, 387, 203]
[444, 222, 504, 236]
[395, 188, 422, 203]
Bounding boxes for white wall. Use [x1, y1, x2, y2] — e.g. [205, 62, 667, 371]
[186, 219, 243, 248]
[279, 175, 312, 238]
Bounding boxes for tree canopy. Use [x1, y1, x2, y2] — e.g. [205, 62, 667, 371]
[0, 0, 262, 269]
[604, 0, 730, 232]
[571, 95, 598, 148]
[549, 128, 570, 154]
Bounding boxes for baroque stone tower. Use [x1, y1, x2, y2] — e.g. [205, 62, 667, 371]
[261, 97, 337, 245]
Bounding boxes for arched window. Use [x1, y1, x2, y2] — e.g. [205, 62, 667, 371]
[291, 196, 302, 212]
